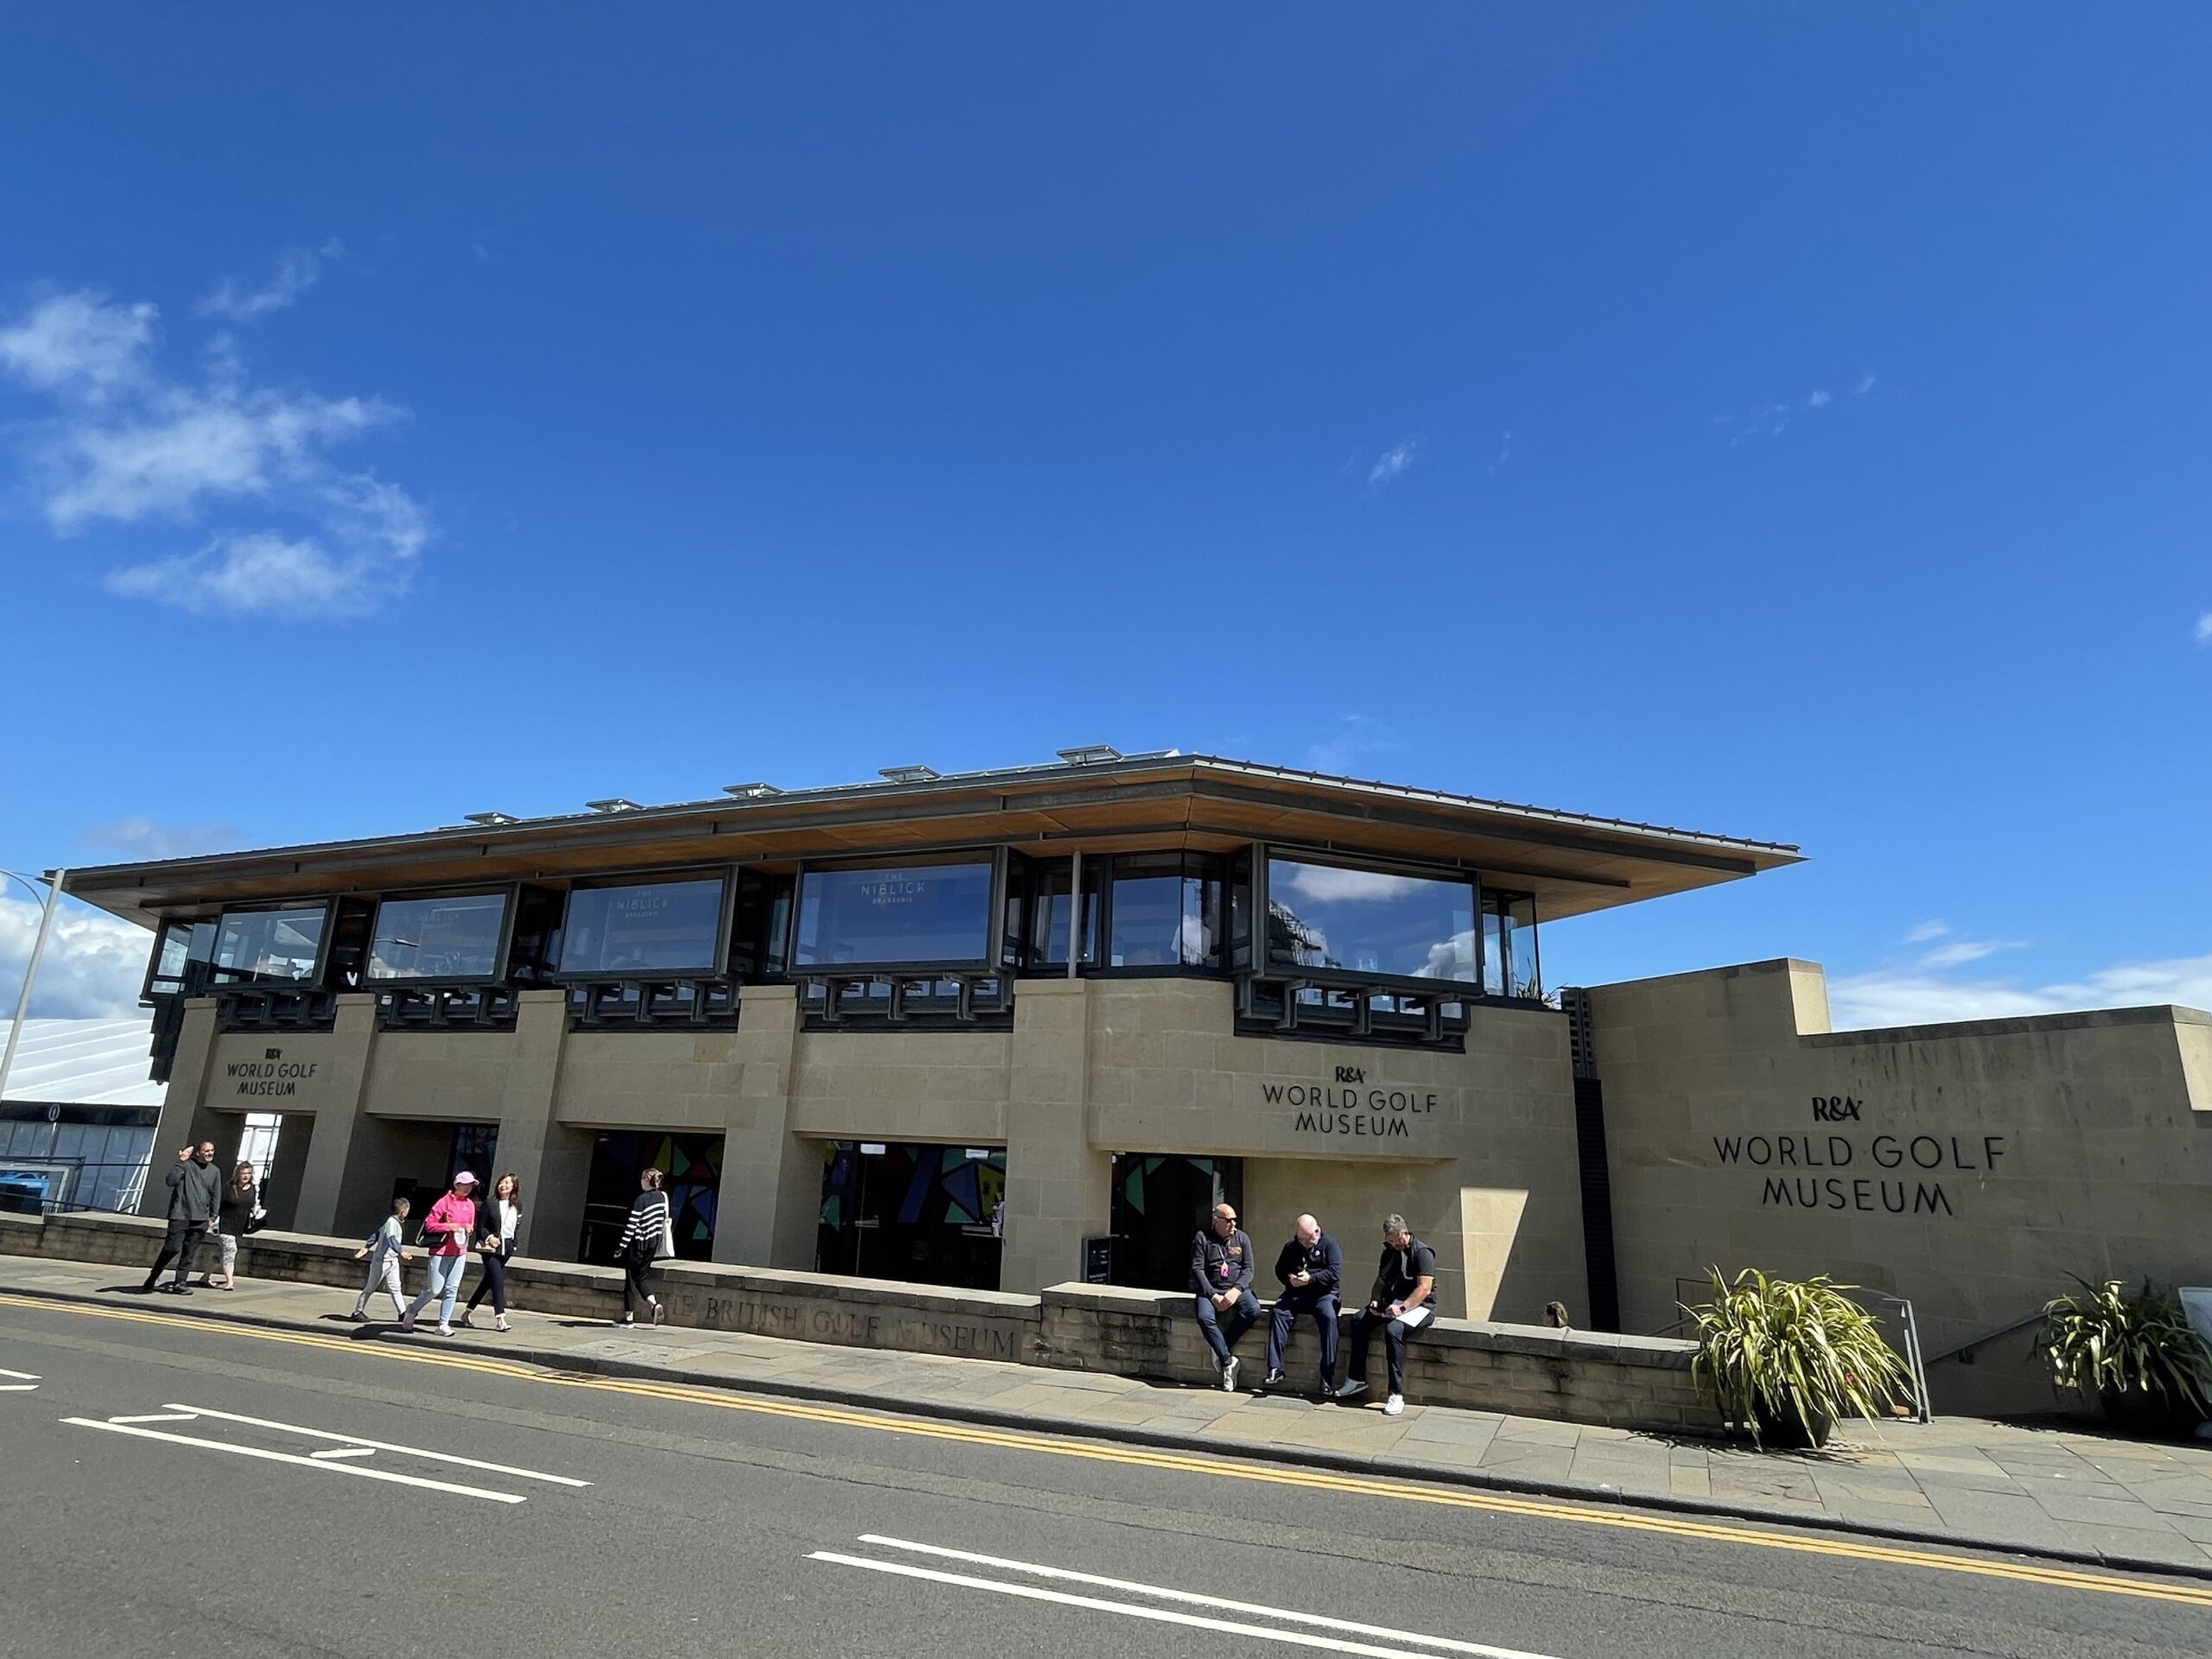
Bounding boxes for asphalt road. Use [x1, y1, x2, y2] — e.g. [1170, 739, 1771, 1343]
[1, 1294, 2206, 1659]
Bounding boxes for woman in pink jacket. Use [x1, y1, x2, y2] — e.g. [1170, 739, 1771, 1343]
[399, 1171, 478, 1335]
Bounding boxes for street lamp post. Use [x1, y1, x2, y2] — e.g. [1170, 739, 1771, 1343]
[0, 868, 68, 1104]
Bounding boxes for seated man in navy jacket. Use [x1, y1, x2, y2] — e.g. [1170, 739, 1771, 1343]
[1335, 1213, 1437, 1416]
[1189, 1202, 1258, 1390]
[1261, 1213, 1343, 1394]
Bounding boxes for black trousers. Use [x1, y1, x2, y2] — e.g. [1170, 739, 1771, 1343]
[1344, 1308, 1419, 1394]
[622, 1256, 658, 1317]
[143, 1221, 208, 1288]
[465, 1250, 508, 1314]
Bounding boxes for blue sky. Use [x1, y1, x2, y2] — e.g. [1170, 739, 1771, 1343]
[3, 5, 2209, 1026]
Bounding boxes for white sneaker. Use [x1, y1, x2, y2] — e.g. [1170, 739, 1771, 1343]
[1220, 1356, 1239, 1392]
[1382, 1394, 1405, 1416]
[1335, 1379, 1367, 1401]
[435, 1324, 453, 1337]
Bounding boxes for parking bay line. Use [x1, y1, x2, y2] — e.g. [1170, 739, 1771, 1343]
[810, 1550, 1555, 1659]
[855, 1534, 1549, 1659]
[62, 1417, 527, 1501]
[0, 1366, 39, 1380]
[162, 1402, 590, 1487]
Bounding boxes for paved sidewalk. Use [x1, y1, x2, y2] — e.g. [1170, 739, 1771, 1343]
[8, 1252, 2212, 1577]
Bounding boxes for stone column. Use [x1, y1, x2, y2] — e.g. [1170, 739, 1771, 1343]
[491, 989, 590, 1262]
[137, 999, 222, 1217]
[710, 983, 817, 1270]
[1001, 977, 1108, 1294]
[283, 995, 380, 1236]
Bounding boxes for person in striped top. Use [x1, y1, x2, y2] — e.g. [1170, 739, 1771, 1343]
[613, 1168, 673, 1326]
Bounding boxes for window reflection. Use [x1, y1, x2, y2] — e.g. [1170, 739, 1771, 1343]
[148, 919, 215, 997]
[557, 879, 725, 976]
[367, 893, 508, 981]
[1263, 859, 1475, 984]
[1107, 854, 1223, 969]
[793, 862, 994, 967]
[211, 906, 327, 985]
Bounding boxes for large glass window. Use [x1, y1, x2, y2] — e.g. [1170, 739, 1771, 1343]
[146, 919, 214, 997]
[1263, 858, 1475, 984]
[793, 861, 994, 968]
[210, 906, 327, 985]
[1107, 853, 1224, 969]
[366, 893, 508, 981]
[1023, 858, 1100, 969]
[556, 878, 726, 976]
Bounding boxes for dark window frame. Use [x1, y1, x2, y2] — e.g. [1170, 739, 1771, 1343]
[551, 868, 737, 984]
[362, 884, 525, 990]
[788, 848, 1008, 978]
[205, 899, 338, 989]
[1255, 843, 1484, 999]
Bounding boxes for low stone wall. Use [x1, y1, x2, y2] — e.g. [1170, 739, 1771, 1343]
[0, 1212, 1718, 1432]
[1038, 1283, 1720, 1431]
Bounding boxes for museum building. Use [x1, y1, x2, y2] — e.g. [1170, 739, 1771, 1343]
[69, 749, 2212, 1413]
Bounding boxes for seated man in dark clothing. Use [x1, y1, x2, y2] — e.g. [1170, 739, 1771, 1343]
[1262, 1213, 1343, 1394]
[1335, 1212, 1437, 1415]
[1189, 1201, 1258, 1390]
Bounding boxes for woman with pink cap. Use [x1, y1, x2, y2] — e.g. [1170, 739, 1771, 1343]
[399, 1171, 478, 1335]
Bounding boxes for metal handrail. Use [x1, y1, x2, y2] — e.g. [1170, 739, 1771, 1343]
[1922, 1307, 2046, 1369]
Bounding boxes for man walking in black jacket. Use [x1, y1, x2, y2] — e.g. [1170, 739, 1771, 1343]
[1261, 1213, 1343, 1394]
[141, 1141, 221, 1294]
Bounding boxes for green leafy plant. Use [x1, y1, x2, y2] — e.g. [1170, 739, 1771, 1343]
[2034, 1278, 2212, 1420]
[1683, 1267, 1911, 1447]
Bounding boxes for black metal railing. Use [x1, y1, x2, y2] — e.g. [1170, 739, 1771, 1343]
[216, 985, 340, 1034]
[800, 971, 1012, 1028]
[1234, 974, 1471, 1048]
[377, 984, 520, 1032]
[567, 978, 739, 1032]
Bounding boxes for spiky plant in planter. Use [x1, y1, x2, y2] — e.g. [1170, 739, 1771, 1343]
[2035, 1278, 2211, 1435]
[1684, 1268, 1911, 1448]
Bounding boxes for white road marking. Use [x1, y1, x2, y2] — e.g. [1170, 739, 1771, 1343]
[109, 1412, 199, 1423]
[0, 1367, 40, 1380]
[809, 1552, 1564, 1659]
[855, 1535, 1554, 1659]
[310, 1446, 376, 1460]
[162, 1402, 589, 1487]
[0, 1383, 36, 1392]
[61, 1418, 528, 1502]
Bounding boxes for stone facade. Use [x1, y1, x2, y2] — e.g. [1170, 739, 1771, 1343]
[1589, 959, 2212, 1415]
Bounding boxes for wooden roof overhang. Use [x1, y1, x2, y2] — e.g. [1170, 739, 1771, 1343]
[60, 754, 1802, 931]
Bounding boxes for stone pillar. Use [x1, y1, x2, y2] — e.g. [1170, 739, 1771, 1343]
[284, 995, 381, 1236]
[710, 983, 818, 1270]
[492, 989, 591, 1262]
[1001, 977, 1108, 1294]
[137, 999, 221, 1216]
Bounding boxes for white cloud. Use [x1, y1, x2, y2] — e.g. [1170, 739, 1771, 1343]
[0, 893, 150, 1020]
[1367, 437, 1420, 486]
[1488, 430, 1514, 475]
[1305, 714, 1400, 775]
[2194, 612, 2212, 645]
[1808, 389, 1832, 408]
[1855, 371, 1878, 395]
[1902, 919, 1949, 944]
[1827, 952, 2212, 1031]
[0, 291, 156, 403]
[1916, 938, 2020, 969]
[0, 281, 427, 619]
[196, 241, 342, 322]
[80, 817, 237, 861]
[1285, 865, 1427, 905]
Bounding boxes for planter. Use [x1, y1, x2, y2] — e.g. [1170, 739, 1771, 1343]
[1751, 1403, 1835, 1451]
[2099, 1386, 2204, 1441]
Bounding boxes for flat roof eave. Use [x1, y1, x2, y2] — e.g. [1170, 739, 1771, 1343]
[58, 753, 1802, 930]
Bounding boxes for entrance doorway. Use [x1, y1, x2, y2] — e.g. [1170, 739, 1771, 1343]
[816, 1141, 1005, 1290]
[1108, 1154, 1243, 1292]
[579, 1131, 722, 1264]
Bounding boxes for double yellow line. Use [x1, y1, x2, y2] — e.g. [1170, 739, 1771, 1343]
[8, 1290, 2210, 1610]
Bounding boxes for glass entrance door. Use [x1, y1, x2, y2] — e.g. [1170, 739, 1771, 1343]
[816, 1141, 1007, 1291]
[1108, 1154, 1243, 1292]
